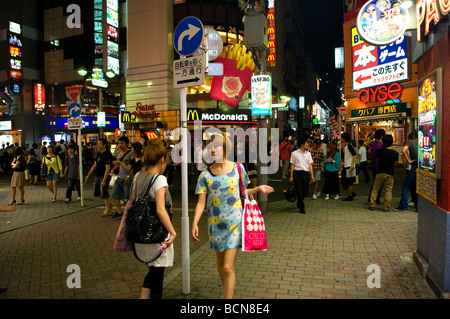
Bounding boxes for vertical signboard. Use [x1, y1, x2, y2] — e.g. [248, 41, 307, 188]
[105, 0, 120, 75]
[416, 68, 442, 205]
[34, 83, 46, 113]
[251, 75, 272, 117]
[8, 22, 23, 96]
[267, 0, 276, 66]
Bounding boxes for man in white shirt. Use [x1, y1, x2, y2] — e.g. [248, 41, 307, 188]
[289, 137, 315, 214]
[340, 133, 357, 201]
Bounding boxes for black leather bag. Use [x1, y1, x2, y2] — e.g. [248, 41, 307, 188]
[283, 183, 297, 202]
[125, 174, 172, 244]
[40, 161, 48, 178]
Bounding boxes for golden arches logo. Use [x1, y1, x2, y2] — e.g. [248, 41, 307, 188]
[267, 26, 275, 35]
[145, 131, 158, 139]
[187, 110, 199, 121]
[122, 111, 137, 123]
[267, 13, 275, 21]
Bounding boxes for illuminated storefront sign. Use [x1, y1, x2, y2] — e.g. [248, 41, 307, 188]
[352, 27, 408, 90]
[9, 22, 21, 34]
[351, 102, 410, 118]
[251, 75, 272, 117]
[34, 83, 46, 111]
[416, 0, 450, 42]
[145, 131, 158, 140]
[47, 117, 119, 129]
[0, 121, 12, 131]
[417, 68, 442, 178]
[122, 103, 161, 123]
[356, 0, 410, 46]
[186, 108, 254, 124]
[267, 1, 276, 66]
[9, 46, 21, 58]
[97, 112, 106, 127]
[357, 82, 403, 104]
[416, 69, 443, 205]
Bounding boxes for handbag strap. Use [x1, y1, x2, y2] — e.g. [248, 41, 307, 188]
[133, 173, 159, 201]
[236, 162, 246, 205]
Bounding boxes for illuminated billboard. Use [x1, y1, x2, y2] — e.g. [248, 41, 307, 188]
[356, 0, 409, 46]
[251, 75, 272, 117]
[351, 27, 407, 90]
[416, 68, 442, 204]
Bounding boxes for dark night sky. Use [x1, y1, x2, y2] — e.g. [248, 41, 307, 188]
[300, 1, 345, 75]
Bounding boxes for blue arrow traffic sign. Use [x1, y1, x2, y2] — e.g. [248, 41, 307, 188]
[173, 17, 204, 56]
[68, 103, 82, 118]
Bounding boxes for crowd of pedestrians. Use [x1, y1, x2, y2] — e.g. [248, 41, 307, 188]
[278, 128, 418, 214]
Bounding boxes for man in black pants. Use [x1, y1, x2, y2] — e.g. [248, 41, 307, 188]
[289, 137, 315, 214]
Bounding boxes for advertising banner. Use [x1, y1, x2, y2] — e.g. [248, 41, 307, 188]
[352, 27, 408, 90]
[251, 75, 272, 117]
[416, 68, 442, 205]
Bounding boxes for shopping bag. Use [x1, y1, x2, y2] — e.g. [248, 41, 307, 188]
[241, 195, 268, 252]
[113, 200, 132, 252]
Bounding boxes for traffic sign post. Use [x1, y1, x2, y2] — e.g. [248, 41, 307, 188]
[173, 16, 206, 296]
[67, 93, 85, 208]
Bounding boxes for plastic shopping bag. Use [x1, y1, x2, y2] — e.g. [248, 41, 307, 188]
[113, 200, 132, 252]
[241, 196, 268, 252]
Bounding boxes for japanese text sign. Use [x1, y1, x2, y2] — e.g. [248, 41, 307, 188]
[352, 27, 408, 91]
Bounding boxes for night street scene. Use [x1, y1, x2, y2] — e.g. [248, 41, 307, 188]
[0, 0, 449, 315]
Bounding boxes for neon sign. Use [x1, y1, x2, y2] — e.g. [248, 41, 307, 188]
[416, 0, 450, 42]
[358, 83, 403, 104]
[267, 1, 276, 66]
[34, 83, 46, 111]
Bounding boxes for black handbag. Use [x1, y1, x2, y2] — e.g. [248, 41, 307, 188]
[283, 183, 297, 202]
[40, 160, 48, 178]
[125, 174, 172, 244]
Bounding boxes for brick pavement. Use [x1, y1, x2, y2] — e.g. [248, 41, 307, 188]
[0, 169, 437, 299]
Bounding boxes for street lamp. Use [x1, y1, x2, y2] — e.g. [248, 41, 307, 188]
[77, 66, 116, 139]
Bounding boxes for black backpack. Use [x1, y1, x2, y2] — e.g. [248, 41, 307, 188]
[125, 174, 172, 244]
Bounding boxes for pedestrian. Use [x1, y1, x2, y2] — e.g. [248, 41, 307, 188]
[192, 132, 274, 299]
[369, 134, 399, 211]
[393, 132, 418, 212]
[42, 145, 63, 203]
[310, 139, 324, 199]
[340, 133, 357, 201]
[62, 144, 81, 203]
[357, 140, 370, 183]
[111, 136, 133, 220]
[322, 143, 341, 200]
[84, 138, 114, 216]
[131, 139, 177, 299]
[9, 147, 26, 205]
[289, 137, 315, 214]
[368, 129, 385, 203]
[279, 137, 292, 179]
[124, 142, 143, 185]
[27, 148, 40, 185]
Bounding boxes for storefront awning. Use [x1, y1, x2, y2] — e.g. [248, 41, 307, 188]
[347, 102, 411, 123]
[346, 113, 405, 123]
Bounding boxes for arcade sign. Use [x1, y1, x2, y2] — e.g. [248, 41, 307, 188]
[416, 0, 450, 42]
[356, 0, 410, 46]
[358, 82, 403, 104]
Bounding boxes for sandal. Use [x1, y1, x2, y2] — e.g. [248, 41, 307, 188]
[8, 200, 16, 206]
[17, 200, 25, 205]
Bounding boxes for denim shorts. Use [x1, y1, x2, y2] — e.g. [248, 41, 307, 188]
[47, 170, 60, 181]
[93, 176, 110, 199]
[111, 176, 131, 200]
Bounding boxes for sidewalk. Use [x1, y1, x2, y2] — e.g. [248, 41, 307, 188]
[0, 168, 437, 299]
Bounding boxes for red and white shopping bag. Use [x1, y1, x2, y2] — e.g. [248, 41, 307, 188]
[241, 196, 268, 252]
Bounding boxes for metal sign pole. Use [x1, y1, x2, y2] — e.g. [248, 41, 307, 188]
[78, 128, 84, 207]
[180, 55, 190, 295]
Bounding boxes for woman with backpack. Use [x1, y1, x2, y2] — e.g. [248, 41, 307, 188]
[192, 132, 274, 299]
[42, 145, 63, 202]
[130, 139, 176, 299]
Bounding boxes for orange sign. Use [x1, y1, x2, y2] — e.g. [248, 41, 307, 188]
[145, 131, 158, 140]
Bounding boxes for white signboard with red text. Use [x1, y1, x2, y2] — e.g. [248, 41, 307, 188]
[352, 27, 408, 91]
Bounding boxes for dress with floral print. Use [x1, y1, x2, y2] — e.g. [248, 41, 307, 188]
[195, 162, 250, 252]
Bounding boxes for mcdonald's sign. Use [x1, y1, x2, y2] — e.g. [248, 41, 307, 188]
[267, 2, 276, 67]
[145, 131, 159, 139]
[187, 109, 200, 121]
[121, 111, 137, 123]
[267, 53, 276, 63]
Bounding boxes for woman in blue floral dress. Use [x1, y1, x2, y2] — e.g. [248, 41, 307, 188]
[192, 133, 274, 299]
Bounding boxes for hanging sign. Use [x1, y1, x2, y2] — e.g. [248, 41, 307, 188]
[356, 0, 410, 46]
